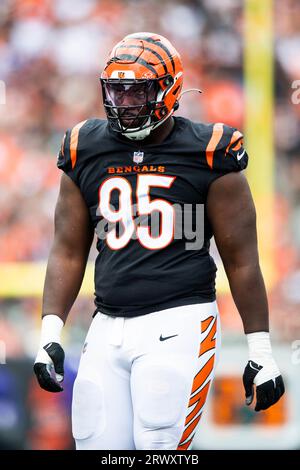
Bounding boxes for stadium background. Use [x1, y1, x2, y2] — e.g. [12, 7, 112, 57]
[0, 0, 300, 450]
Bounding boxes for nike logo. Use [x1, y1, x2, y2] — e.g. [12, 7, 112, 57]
[249, 361, 262, 372]
[44, 343, 53, 350]
[159, 334, 178, 342]
[237, 149, 246, 160]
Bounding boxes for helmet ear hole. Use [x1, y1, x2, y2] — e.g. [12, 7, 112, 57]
[163, 76, 173, 87]
[173, 101, 179, 112]
[159, 107, 167, 118]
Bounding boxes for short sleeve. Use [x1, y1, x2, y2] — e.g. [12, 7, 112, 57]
[57, 129, 72, 173]
[56, 120, 87, 185]
[209, 124, 248, 173]
[202, 123, 249, 196]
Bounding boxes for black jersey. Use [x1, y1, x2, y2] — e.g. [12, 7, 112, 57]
[57, 116, 248, 317]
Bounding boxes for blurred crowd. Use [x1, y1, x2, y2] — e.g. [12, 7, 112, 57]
[0, 0, 298, 257]
[0, 0, 300, 448]
[0, 0, 247, 262]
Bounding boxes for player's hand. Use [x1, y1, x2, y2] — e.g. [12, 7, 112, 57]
[34, 342, 65, 392]
[243, 332, 285, 411]
[243, 359, 284, 411]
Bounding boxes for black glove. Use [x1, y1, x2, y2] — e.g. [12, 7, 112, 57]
[243, 360, 285, 412]
[34, 342, 65, 393]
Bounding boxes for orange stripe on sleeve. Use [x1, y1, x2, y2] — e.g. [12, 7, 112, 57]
[205, 123, 224, 169]
[231, 139, 243, 151]
[61, 133, 66, 156]
[225, 130, 243, 156]
[70, 120, 87, 169]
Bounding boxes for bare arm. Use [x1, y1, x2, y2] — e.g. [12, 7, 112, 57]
[42, 173, 94, 323]
[207, 172, 269, 334]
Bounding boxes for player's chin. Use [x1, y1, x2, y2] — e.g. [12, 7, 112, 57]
[120, 118, 138, 128]
[120, 114, 147, 129]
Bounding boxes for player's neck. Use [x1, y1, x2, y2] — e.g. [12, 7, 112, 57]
[115, 116, 175, 146]
[141, 116, 175, 146]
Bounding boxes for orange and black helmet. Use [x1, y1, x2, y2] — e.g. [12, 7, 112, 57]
[100, 32, 183, 140]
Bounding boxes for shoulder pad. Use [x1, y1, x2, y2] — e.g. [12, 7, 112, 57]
[205, 123, 248, 172]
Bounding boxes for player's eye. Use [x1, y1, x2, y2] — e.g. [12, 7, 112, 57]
[114, 87, 125, 95]
[135, 89, 146, 98]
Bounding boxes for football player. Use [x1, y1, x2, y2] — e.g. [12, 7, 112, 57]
[34, 32, 284, 450]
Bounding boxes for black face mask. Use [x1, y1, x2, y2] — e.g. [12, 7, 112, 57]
[101, 79, 162, 134]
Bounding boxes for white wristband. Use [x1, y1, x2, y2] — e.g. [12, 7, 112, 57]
[246, 331, 281, 385]
[246, 331, 272, 363]
[39, 314, 64, 348]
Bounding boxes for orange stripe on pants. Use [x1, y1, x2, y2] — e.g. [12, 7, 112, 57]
[198, 317, 216, 357]
[177, 315, 217, 450]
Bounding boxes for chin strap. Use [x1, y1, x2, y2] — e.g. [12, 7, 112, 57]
[123, 126, 152, 141]
[122, 110, 173, 141]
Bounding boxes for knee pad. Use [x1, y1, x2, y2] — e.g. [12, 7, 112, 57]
[136, 428, 181, 450]
[72, 378, 105, 441]
[135, 363, 188, 429]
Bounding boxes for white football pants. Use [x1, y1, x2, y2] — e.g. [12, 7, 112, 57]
[72, 301, 221, 450]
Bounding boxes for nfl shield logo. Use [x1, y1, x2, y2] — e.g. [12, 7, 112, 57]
[133, 151, 144, 164]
